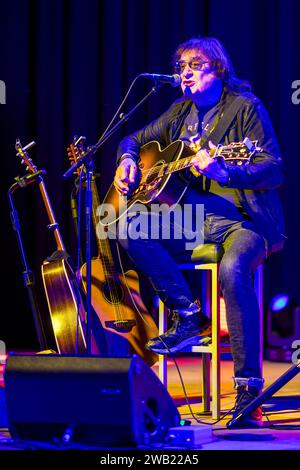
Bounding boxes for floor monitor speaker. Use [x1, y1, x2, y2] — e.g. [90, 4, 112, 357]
[4, 354, 180, 446]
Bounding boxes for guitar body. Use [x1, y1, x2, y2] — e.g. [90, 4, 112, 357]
[100, 140, 190, 226]
[42, 256, 87, 354]
[79, 257, 158, 366]
[100, 138, 260, 227]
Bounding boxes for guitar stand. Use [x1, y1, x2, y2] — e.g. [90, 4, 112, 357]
[8, 176, 48, 350]
[227, 359, 300, 428]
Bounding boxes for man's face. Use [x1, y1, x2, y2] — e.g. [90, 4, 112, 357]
[177, 49, 219, 98]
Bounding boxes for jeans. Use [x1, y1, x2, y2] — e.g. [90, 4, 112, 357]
[118, 210, 266, 378]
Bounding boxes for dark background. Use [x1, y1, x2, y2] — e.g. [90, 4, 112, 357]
[0, 0, 299, 350]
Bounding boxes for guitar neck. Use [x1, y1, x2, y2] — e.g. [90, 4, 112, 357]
[38, 178, 65, 252]
[14, 140, 66, 252]
[163, 140, 255, 175]
[165, 154, 197, 174]
[91, 179, 115, 276]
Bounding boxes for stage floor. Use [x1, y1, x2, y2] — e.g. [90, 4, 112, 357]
[0, 357, 300, 453]
[152, 357, 300, 450]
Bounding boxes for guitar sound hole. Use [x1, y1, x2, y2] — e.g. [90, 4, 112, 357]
[103, 281, 124, 304]
[145, 163, 164, 185]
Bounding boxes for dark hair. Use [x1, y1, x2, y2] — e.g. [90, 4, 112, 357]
[173, 37, 251, 93]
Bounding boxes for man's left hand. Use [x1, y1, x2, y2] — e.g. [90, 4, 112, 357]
[191, 141, 229, 184]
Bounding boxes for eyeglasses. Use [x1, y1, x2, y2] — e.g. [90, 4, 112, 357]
[174, 59, 210, 74]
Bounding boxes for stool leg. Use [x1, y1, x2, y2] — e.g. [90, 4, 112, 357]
[201, 353, 211, 413]
[158, 299, 168, 387]
[211, 265, 221, 419]
[254, 265, 264, 372]
[201, 269, 211, 413]
[202, 270, 211, 317]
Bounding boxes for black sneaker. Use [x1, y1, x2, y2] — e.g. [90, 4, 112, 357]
[231, 385, 263, 428]
[145, 308, 211, 355]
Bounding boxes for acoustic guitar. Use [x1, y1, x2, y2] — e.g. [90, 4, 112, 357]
[99, 137, 262, 226]
[15, 140, 87, 354]
[68, 137, 158, 366]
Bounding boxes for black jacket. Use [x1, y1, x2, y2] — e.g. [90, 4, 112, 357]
[117, 91, 285, 254]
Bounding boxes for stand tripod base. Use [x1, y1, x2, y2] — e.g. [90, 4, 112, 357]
[227, 360, 300, 428]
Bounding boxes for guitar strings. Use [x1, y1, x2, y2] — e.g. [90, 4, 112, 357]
[92, 179, 125, 322]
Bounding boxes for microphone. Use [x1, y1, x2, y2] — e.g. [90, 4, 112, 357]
[140, 73, 181, 87]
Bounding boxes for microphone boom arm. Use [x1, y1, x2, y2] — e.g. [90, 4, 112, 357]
[63, 82, 161, 179]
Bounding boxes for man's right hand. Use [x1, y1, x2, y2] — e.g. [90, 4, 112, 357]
[114, 157, 138, 195]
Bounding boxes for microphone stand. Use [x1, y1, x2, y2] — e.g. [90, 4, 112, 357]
[84, 157, 93, 354]
[63, 83, 161, 354]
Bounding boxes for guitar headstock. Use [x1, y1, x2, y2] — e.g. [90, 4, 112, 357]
[15, 139, 37, 174]
[215, 138, 263, 165]
[67, 136, 87, 176]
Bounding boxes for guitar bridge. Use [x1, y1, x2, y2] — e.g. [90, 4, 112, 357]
[105, 320, 136, 332]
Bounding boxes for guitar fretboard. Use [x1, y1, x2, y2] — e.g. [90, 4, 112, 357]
[160, 141, 256, 176]
[164, 155, 198, 174]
